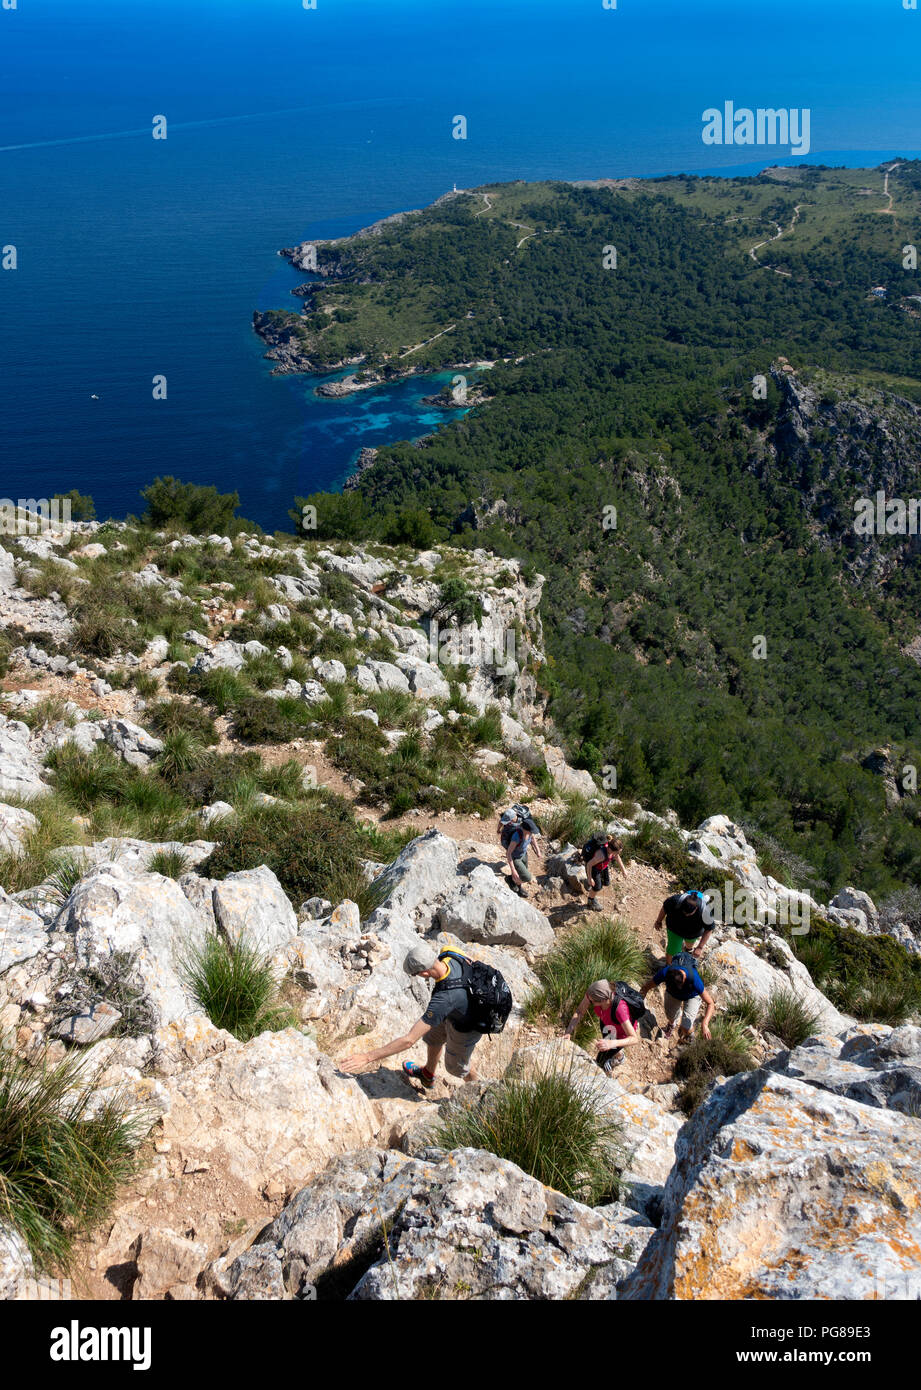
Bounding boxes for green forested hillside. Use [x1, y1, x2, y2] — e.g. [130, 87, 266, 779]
[279, 165, 921, 898]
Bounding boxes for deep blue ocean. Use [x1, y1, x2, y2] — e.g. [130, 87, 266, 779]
[2, 0, 920, 530]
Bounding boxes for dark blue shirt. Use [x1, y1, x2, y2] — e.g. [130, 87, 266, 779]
[653, 963, 705, 1001]
[507, 827, 532, 859]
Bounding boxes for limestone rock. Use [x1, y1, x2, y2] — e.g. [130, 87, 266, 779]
[830, 885, 878, 931]
[365, 829, 459, 928]
[191, 641, 245, 675]
[436, 863, 554, 957]
[211, 866, 297, 954]
[621, 1068, 921, 1300]
[52, 1000, 122, 1046]
[395, 656, 450, 700]
[218, 1146, 651, 1302]
[0, 803, 38, 858]
[98, 717, 165, 768]
[0, 891, 47, 974]
[769, 1024, 921, 1116]
[707, 936, 847, 1034]
[161, 1030, 378, 1198]
[0, 715, 50, 799]
[543, 745, 596, 798]
[59, 862, 209, 1028]
[363, 660, 410, 693]
[499, 713, 543, 768]
[134, 1227, 209, 1300]
[0, 1224, 34, 1301]
[314, 658, 347, 684]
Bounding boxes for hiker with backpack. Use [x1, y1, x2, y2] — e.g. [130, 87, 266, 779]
[338, 942, 512, 1089]
[581, 833, 626, 912]
[655, 889, 716, 964]
[642, 950, 716, 1042]
[498, 804, 543, 900]
[563, 978, 645, 1074]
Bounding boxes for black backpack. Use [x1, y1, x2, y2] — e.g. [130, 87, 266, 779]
[669, 950, 699, 977]
[612, 980, 647, 1025]
[581, 836, 601, 863]
[436, 950, 513, 1035]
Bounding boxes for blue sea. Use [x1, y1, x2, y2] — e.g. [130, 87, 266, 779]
[2, 0, 920, 531]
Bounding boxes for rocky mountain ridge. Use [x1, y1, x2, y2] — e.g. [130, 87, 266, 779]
[0, 519, 919, 1301]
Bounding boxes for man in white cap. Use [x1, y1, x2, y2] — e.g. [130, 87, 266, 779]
[339, 942, 483, 1089]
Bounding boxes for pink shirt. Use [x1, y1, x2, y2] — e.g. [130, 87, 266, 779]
[593, 997, 633, 1040]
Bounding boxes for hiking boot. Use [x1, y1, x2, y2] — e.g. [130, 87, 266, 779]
[402, 1062, 435, 1090]
[588, 896, 604, 912]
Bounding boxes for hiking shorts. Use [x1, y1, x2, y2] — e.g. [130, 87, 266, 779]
[425, 1019, 481, 1078]
[666, 928, 700, 958]
[590, 864, 611, 892]
[511, 852, 533, 883]
[664, 992, 702, 1032]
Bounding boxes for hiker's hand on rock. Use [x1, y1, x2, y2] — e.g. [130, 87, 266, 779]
[701, 1025, 712, 1041]
[340, 1053, 370, 1073]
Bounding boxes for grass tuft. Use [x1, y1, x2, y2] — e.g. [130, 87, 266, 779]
[762, 986, 820, 1048]
[182, 934, 295, 1042]
[434, 1060, 627, 1207]
[0, 1043, 144, 1274]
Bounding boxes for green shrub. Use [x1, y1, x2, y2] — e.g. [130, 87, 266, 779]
[200, 796, 385, 911]
[242, 651, 285, 691]
[526, 917, 648, 1046]
[466, 708, 503, 749]
[54, 488, 95, 522]
[140, 476, 241, 534]
[787, 915, 921, 1024]
[181, 934, 295, 1042]
[791, 933, 838, 987]
[311, 682, 351, 726]
[364, 688, 419, 730]
[289, 490, 372, 542]
[434, 1059, 627, 1206]
[318, 571, 358, 612]
[842, 977, 919, 1026]
[430, 577, 484, 628]
[16, 695, 75, 732]
[43, 853, 86, 906]
[258, 758, 308, 801]
[189, 667, 251, 714]
[70, 599, 136, 659]
[763, 987, 820, 1048]
[166, 750, 268, 807]
[0, 1043, 143, 1273]
[231, 696, 296, 744]
[674, 1022, 755, 1115]
[0, 800, 81, 897]
[623, 820, 690, 876]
